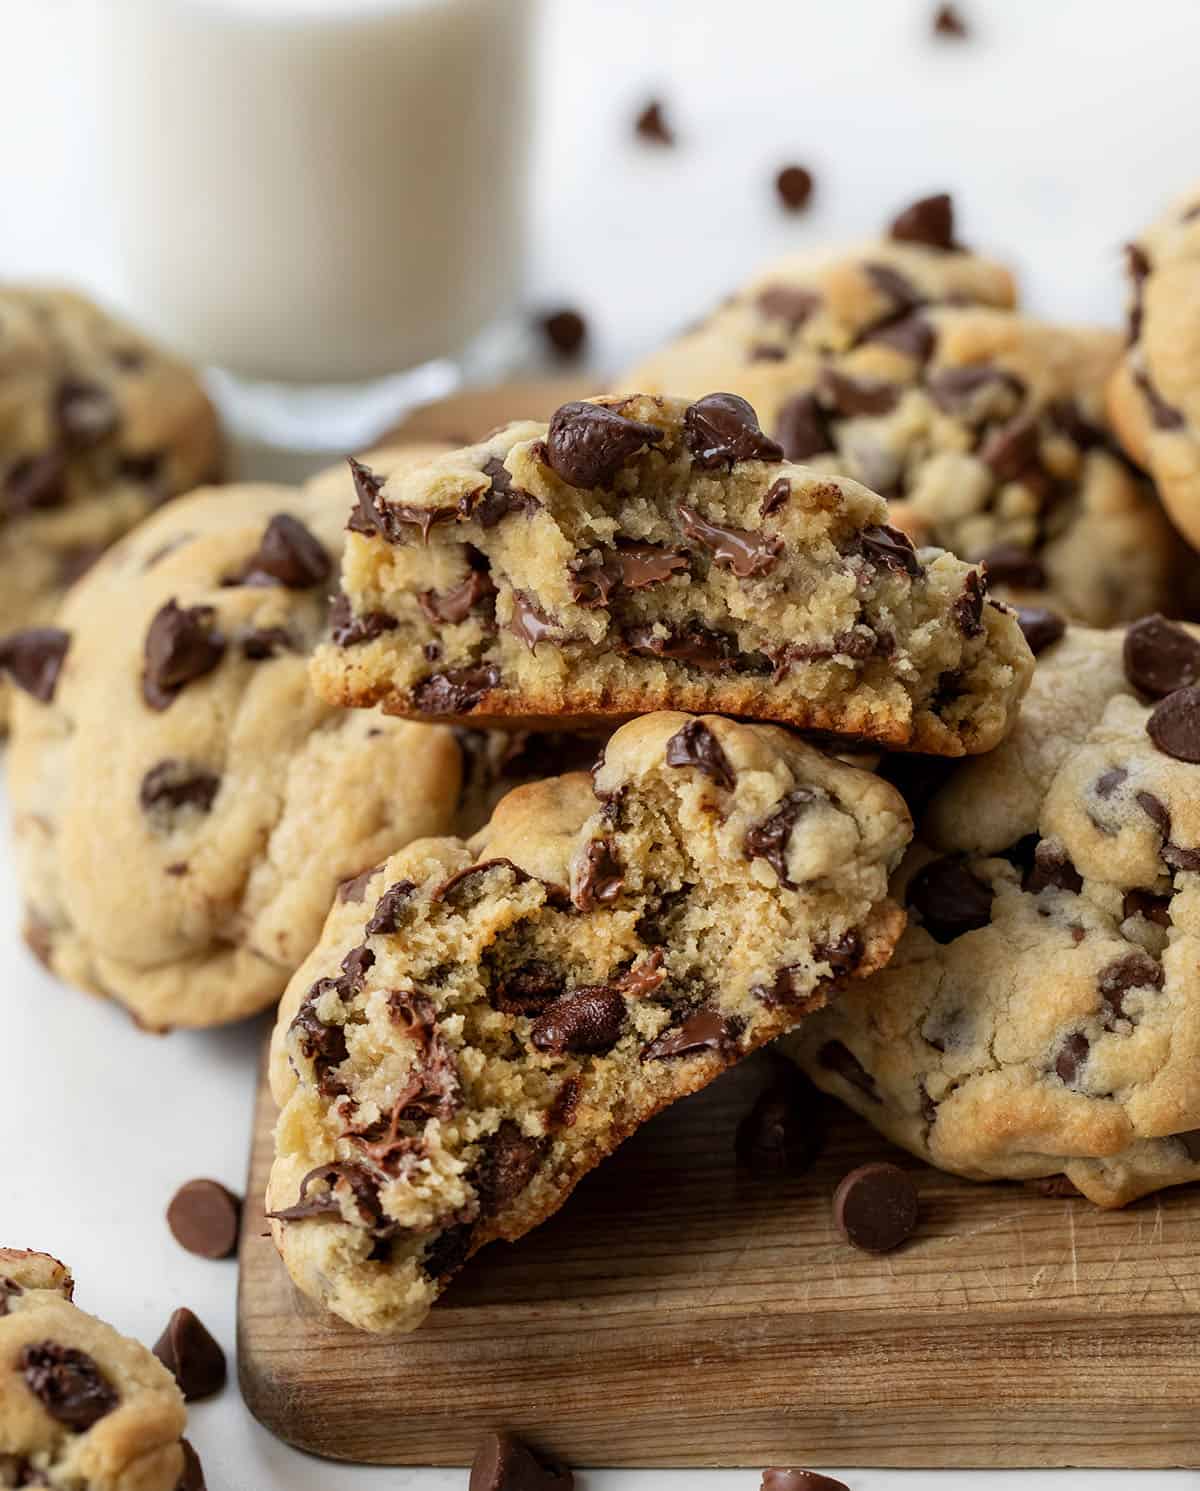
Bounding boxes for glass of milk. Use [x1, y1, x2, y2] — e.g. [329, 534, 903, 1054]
[102, 0, 534, 455]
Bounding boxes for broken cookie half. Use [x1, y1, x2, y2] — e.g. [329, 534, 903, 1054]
[267, 711, 911, 1331]
[312, 392, 1034, 755]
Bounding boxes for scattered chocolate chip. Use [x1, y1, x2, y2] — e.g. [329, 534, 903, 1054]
[140, 760, 220, 817]
[568, 543, 686, 606]
[675, 502, 783, 577]
[817, 1039, 878, 1100]
[235, 514, 330, 589]
[664, 717, 736, 789]
[889, 192, 957, 251]
[775, 164, 814, 212]
[833, 1162, 919, 1252]
[1147, 686, 1200, 762]
[932, 3, 968, 37]
[1055, 1031, 1090, 1085]
[530, 988, 626, 1054]
[744, 788, 821, 888]
[979, 542, 1046, 590]
[55, 379, 119, 447]
[906, 856, 993, 942]
[819, 367, 899, 418]
[641, 1006, 737, 1061]
[855, 523, 923, 578]
[329, 593, 399, 647]
[470, 1432, 573, 1491]
[761, 1469, 849, 1491]
[1024, 841, 1082, 895]
[1122, 888, 1172, 927]
[166, 1179, 242, 1260]
[1124, 614, 1200, 699]
[177, 1439, 206, 1491]
[634, 99, 674, 146]
[142, 600, 225, 710]
[412, 665, 500, 715]
[736, 1074, 823, 1180]
[774, 392, 834, 461]
[538, 307, 587, 360]
[152, 1308, 226, 1401]
[574, 837, 624, 911]
[622, 621, 737, 671]
[20, 1342, 118, 1430]
[543, 402, 662, 489]
[0, 627, 70, 703]
[1012, 605, 1065, 656]
[761, 478, 791, 517]
[756, 285, 821, 329]
[683, 392, 783, 468]
[4, 451, 66, 515]
[1134, 368, 1185, 430]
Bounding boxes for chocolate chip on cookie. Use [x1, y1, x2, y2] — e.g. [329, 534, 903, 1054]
[152, 1308, 226, 1401]
[1012, 605, 1065, 656]
[664, 717, 736, 789]
[833, 1161, 920, 1252]
[1124, 614, 1200, 699]
[906, 856, 993, 942]
[167, 1179, 242, 1259]
[683, 392, 784, 468]
[0, 627, 70, 702]
[142, 600, 225, 710]
[889, 192, 957, 251]
[235, 513, 330, 589]
[1146, 686, 1200, 762]
[20, 1342, 119, 1430]
[543, 401, 663, 488]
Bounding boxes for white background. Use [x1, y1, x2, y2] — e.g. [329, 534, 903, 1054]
[6, 0, 1200, 1487]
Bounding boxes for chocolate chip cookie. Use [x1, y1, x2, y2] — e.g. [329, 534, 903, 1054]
[785, 615, 1200, 1207]
[0, 1248, 188, 1491]
[7, 447, 465, 1030]
[312, 392, 1034, 755]
[0, 288, 222, 721]
[627, 262, 1176, 626]
[266, 711, 911, 1331]
[1108, 181, 1200, 549]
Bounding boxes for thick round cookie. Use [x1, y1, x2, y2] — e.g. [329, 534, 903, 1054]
[0, 1249, 187, 1491]
[785, 616, 1200, 1207]
[313, 392, 1034, 756]
[267, 712, 911, 1331]
[7, 447, 465, 1029]
[628, 274, 1176, 627]
[1108, 181, 1200, 549]
[0, 288, 222, 719]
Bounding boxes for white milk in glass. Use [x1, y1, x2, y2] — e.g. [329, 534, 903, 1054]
[104, 0, 532, 387]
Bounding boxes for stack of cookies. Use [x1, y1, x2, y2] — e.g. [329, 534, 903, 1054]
[4, 185, 1200, 1378]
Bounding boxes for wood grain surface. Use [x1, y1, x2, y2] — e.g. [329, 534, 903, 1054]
[238, 1044, 1200, 1469]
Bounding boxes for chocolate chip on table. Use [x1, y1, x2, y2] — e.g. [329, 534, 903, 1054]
[1146, 686, 1200, 762]
[530, 988, 626, 1054]
[932, 3, 968, 37]
[0, 627, 70, 703]
[1123, 614, 1200, 698]
[166, 1179, 242, 1259]
[664, 717, 736, 789]
[55, 378, 120, 447]
[774, 393, 834, 461]
[906, 855, 993, 942]
[1012, 605, 1065, 656]
[736, 1073, 823, 1180]
[744, 788, 821, 888]
[537, 307, 587, 360]
[833, 1162, 919, 1253]
[140, 761, 221, 817]
[470, 1432, 574, 1491]
[633, 98, 674, 146]
[142, 600, 225, 710]
[641, 1006, 737, 1062]
[177, 1440, 207, 1491]
[888, 191, 957, 251]
[152, 1307, 226, 1401]
[775, 164, 814, 212]
[978, 542, 1046, 590]
[543, 401, 663, 489]
[761, 1469, 850, 1491]
[683, 392, 784, 468]
[235, 513, 330, 588]
[19, 1342, 118, 1429]
[676, 502, 783, 577]
[4, 450, 66, 514]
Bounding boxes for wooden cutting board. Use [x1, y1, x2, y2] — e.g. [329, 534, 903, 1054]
[237, 1044, 1200, 1470]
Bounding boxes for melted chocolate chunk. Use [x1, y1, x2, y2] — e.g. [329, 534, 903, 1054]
[422, 1221, 475, 1280]
[1122, 888, 1172, 927]
[544, 401, 662, 489]
[538, 307, 587, 360]
[664, 717, 736, 789]
[1012, 605, 1065, 656]
[140, 760, 220, 817]
[1098, 950, 1163, 1021]
[888, 192, 957, 250]
[1147, 686, 1200, 762]
[819, 367, 899, 418]
[622, 621, 737, 671]
[634, 98, 674, 146]
[530, 988, 626, 1054]
[142, 600, 225, 710]
[860, 310, 936, 362]
[906, 856, 993, 942]
[412, 665, 500, 715]
[1134, 368, 1185, 430]
[490, 962, 563, 1016]
[574, 838, 624, 911]
[56, 379, 119, 447]
[817, 1039, 878, 1099]
[4, 451, 65, 515]
[365, 880, 417, 937]
[20, 1342, 118, 1430]
[775, 164, 814, 212]
[470, 1432, 574, 1491]
[1124, 614, 1200, 699]
[855, 523, 923, 578]
[235, 514, 330, 588]
[641, 1007, 738, 1062]
[761, 478, 791, 517]
[980, 414, 1041, 481]
[568, 542, 688, 607]
[1135, 791, 1200, 871]
[267, 1161, 383, 1228]
[744, 788, 821, 888]
[683, 392, 783, 468]
[774, 392, 834, 461]
[328, 593, 398, 647]
[475, 457, 539, 528]
[418, 567, 497, 624]
[1024, 841, 1082, 896]
[1046, 397, 1106, 450]
[736, 1074, 824, 1181]
[833, 1162, 920, 1253]
[1055, 1031, 1090, 1086]
[954, 570, 985, 637]
[979, 542, 1046, 590]
[926, 364, 1024, 417]
[152, 1308, 226, 1402]
[477, 1120, 547, 1211]
[675, 501, 783, 577]
[346, 456, 387, 537]
[1125, 242, 1151, 343]
[0, 627, 70, 703]
[506, 591, 562, 652]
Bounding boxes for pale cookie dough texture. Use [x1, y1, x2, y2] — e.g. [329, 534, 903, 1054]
[0, 1249, 187, 1491]
[313, 390, 1034, 756]
[267, 712, 911, 1332]
[7, 447, 466, 1030]
[0, 288, 222, 717]
[1108, 180, 1200, 550]
[785, 616, 1200, 1207]
[625, 202, 1179, 628]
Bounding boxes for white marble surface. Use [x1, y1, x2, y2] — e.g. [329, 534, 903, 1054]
[7, 0, 1200, 1485]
